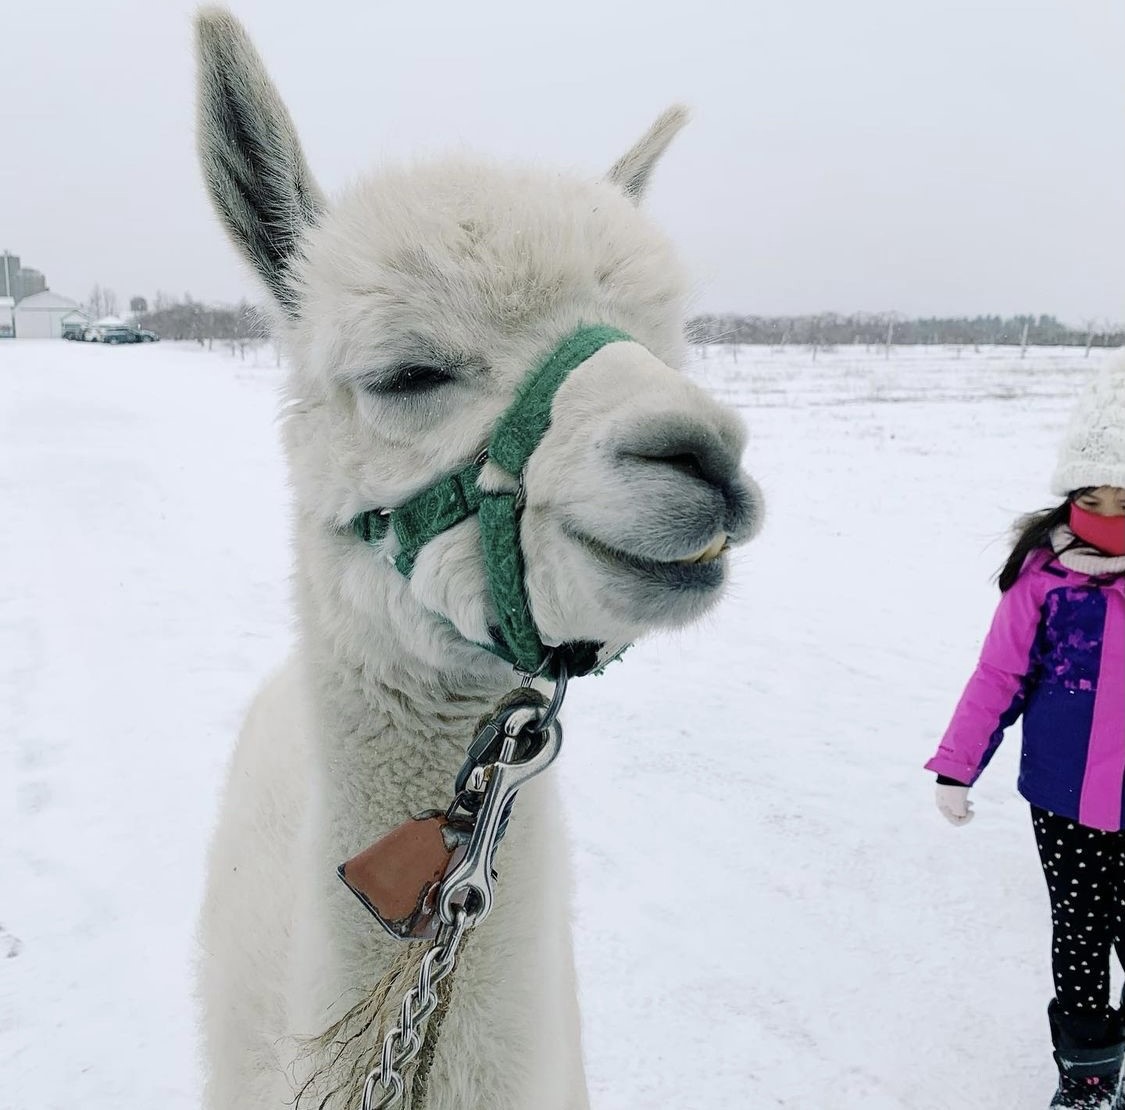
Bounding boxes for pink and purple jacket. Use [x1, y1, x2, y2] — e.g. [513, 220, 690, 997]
[926, 550, 1125, 831]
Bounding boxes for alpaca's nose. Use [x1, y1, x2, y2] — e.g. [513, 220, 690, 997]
[616, 418, 742, 492]
[612, 415, 757, 540]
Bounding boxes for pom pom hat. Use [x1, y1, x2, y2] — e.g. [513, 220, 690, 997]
[1051, 351, 1125, 496]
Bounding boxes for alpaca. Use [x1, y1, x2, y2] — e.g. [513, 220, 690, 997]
[193, 9, 763, 1110]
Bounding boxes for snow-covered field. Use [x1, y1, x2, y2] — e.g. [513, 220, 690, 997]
[1, 338, 1117, 1109]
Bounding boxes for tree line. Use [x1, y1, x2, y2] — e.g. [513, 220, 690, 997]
[133, 293, 266, 346]
[689, 313, 1124, 351]
[84, 286, 1125, 356]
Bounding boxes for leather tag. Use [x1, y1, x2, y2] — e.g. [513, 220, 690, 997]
[338, 812, 471, 941]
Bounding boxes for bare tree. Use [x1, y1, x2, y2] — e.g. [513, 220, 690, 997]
[130, 295, 148, 319]
[1084, 318, 1098, 358]
[86, 284, 120, 318]
[884, 312, 898, 360]
[1102, 320, 1125, 354]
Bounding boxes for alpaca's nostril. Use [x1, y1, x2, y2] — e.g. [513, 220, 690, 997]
[657, 451, 707, 483]
[621, 434, 735, 490]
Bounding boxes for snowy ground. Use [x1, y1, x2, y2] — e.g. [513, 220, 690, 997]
[1, 338, 1118, 1109]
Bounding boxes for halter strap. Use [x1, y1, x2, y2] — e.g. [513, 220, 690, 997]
[350, 324, 631, 676]
[489, 325, 630, 474]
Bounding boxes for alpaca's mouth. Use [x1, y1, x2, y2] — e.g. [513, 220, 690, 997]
[680, 533, 730, 565]
[565, 526, 730, 588]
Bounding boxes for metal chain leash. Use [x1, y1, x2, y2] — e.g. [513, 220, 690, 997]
[357, 661, 570, 1109]
[360, 907, 470, 1110]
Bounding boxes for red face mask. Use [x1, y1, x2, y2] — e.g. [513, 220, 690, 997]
[1069, 502, 1125, 557]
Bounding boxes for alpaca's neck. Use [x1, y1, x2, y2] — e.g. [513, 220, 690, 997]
[294, 532, 515, 854]
[310, 642, 503, 829]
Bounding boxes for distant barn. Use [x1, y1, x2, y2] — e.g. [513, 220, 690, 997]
[13, 291, 83, 339]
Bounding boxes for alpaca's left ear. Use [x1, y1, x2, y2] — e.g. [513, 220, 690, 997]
[195, 8, 325, 316]
[606, 106, 689, 203]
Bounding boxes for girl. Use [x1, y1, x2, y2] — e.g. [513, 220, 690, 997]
[926, 359, 1125, 1109]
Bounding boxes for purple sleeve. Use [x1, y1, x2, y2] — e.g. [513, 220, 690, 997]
[924, 569, 1044, 785]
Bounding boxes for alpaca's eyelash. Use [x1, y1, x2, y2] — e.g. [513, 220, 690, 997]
[363, 365, 458, 395]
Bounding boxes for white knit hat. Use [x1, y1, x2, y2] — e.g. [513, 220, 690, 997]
[1050, 351, 1125, 496]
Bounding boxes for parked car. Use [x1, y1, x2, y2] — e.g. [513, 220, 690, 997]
[94, 326, 141, 344]
[83, 325, 160, 344]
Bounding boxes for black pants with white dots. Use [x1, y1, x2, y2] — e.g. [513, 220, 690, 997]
[1032, 806, 1125, 1033]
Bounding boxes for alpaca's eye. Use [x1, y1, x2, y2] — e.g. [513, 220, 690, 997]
[370, 365, 457, 395]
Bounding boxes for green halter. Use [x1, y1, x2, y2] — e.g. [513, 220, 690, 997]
[350, 325, 631, 678]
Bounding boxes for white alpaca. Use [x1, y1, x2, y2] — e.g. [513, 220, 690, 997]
[193, 9, 763, 1110]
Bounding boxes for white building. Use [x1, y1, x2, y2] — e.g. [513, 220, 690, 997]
[0, 296, 13, 338]
[13, 291, 81, 339]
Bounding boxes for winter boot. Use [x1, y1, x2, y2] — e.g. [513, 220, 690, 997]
[1049, 1000, 1125, 1109]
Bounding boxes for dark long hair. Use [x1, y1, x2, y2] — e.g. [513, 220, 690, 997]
[997, 490, 1092, 592]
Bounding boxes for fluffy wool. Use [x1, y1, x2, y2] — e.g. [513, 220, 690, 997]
[1051, 350, 1125, 495]
[192, 9, 762, 1110]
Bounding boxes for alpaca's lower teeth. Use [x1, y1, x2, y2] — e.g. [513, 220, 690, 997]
[677, 533, 729, 565]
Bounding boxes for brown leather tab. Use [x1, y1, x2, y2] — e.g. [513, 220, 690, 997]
[339, 812, 471, 941]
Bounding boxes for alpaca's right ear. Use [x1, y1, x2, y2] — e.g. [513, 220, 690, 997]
[194, 8, 324, 316]
[606, 106, 689, 204]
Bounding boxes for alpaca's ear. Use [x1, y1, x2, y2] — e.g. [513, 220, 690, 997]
[606, 106, 689, 204]
[194, 8, 325, 316]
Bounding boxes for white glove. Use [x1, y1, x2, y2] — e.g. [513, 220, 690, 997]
[935, 783, 974, 826]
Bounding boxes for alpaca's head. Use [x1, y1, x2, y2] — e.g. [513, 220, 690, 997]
[196, 9, 763, 677]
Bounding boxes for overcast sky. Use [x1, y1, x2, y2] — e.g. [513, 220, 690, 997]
[4, 0, 1123, 322]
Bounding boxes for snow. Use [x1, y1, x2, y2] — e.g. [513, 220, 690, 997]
[1, 338, 1119, 1109]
